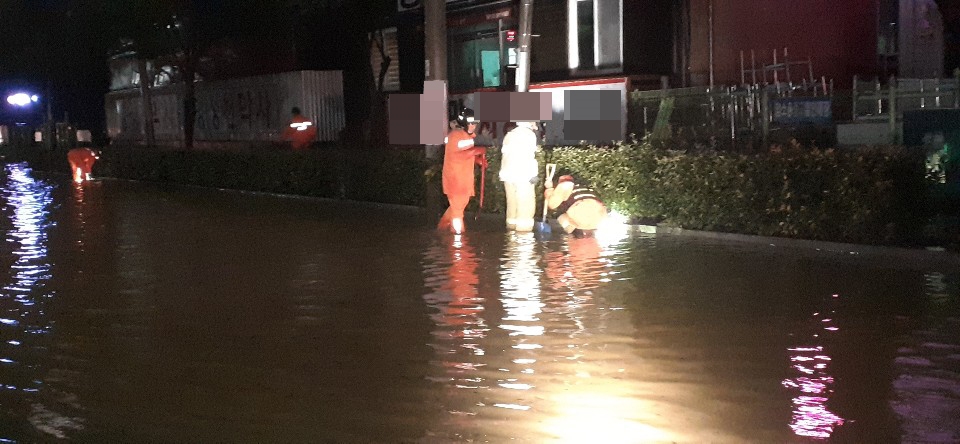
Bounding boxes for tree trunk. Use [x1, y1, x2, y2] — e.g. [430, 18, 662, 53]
[182, 52, 197, 150]
[370, 30, 392, 149]
[137, 58, 156, 148]
[344, 3, 374, 149]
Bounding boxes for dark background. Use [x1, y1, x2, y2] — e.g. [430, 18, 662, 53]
[0, 0, 957, 142]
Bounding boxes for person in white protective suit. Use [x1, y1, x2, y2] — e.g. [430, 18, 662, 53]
[498, 121, 541, 232]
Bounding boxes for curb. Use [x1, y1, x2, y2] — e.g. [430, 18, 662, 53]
[635, 223, 960, 271]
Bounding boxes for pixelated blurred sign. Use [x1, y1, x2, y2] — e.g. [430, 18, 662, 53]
[650, 97, 674, 140]
[771, 97, 832, 125]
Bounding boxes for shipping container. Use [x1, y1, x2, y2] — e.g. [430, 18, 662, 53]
[105, 70, 346, 145]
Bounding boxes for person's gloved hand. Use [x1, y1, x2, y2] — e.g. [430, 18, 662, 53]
[529, 176, 539, 184]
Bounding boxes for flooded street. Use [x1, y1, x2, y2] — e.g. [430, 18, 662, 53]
[0, 161, 958, 442]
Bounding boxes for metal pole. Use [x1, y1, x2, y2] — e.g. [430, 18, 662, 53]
[708, 0, 714, 90]
[498, 18, 504, 88]
[934, 78, 940, 108]
[920, 78, 926, 108]
[784, 47, 791, 85]
[761, 87, 769, 148]
[876, 77, 882, 115]
[852, 75, 858, 120]
[516, 0, 534, 92]
[889, 75, 897, 144]
[740, 50, 745, 87]
[729, 96, 735, 148]
[751, 49, 757, 84]
[772, 48, 779, 93]
[45, 82, 54, 150]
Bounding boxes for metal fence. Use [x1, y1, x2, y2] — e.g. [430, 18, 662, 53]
[627, 81, 834, 152]
[850, 75, 960, 144]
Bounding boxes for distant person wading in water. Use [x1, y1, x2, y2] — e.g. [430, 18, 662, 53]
[67, 147, 99, 183]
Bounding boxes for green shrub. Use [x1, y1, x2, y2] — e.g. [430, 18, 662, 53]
[540, 140, 932, 244]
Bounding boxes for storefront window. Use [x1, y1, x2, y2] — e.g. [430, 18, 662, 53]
[577, 0, 596, 69]
[567, 0, 621, 72]
[449, 34, 502, 91]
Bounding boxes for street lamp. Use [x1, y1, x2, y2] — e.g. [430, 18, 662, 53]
[6, 93, 39, 107]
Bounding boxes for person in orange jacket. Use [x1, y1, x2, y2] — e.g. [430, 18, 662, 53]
[437, 107, 487, 234]
[67, 147, 99, 183]
[544, 174, 608, 237]
[282, 106, 317, 150]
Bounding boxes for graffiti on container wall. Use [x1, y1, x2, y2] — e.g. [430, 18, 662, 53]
[195, 86, 287, 140]
[119, 98, 142, 137]
[105, 71, 346, 143]
[152, 94, 180, 139]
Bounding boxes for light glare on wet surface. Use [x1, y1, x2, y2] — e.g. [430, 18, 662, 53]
[0, 162, 959, 443]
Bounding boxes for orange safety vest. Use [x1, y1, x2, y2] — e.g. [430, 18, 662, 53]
[283, 114, 317, 149]
[67, 148, 97, 173]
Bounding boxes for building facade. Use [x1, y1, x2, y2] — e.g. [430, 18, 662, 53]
[381, 0, 675, 95]
[378, 0, 949, 95]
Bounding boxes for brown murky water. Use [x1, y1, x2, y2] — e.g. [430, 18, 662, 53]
[1, 162, 958, 443]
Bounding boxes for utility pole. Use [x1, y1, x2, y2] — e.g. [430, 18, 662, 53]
[424, 0, 447, 160]
[516, 0, 534, 92]
[45, 82, 54, 151]
[424, 0, 448, 219]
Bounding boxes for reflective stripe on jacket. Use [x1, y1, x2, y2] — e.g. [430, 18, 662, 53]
[555, 186, 603, 216]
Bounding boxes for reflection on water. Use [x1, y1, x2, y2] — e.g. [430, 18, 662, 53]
[422, 234, 488, 383]
[494, 232, 541, 411]
[0, 163, 83, 439]
[421, 231, 671, 442]
[782, 293, 845, 439]
[889, 271, 960, 443]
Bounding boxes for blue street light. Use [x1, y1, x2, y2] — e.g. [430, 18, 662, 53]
[6, 93, 39, 107]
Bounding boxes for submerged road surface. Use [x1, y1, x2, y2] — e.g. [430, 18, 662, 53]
[0, 162, 958, 442]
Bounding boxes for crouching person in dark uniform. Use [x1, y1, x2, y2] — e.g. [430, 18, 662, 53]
[544, 174, 608, 237]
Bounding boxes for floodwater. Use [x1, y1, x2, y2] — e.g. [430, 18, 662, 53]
[0, 161, 959, 443]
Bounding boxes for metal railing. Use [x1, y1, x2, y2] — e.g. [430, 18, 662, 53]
[851, 74, 960, 144]
[628, 81, 832, 152]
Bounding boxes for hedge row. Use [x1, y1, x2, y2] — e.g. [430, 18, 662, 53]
[3, 144, 431, 208]
[0, 140, 944, 245]
[543, 141, 935, 245]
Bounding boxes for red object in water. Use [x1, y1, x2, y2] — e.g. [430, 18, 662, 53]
[67, 147, 98, 182]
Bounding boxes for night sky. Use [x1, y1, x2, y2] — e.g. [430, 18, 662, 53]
[0, 0, 392, 139]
